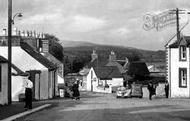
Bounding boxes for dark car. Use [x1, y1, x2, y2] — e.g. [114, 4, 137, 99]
[130, 83, 143, 98]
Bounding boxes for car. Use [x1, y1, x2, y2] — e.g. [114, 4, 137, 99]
[130, 83, 143, 98]
[116, 86, 131, 98]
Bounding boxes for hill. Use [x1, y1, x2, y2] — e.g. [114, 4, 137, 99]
[63, 44, 166, 62]
[62, 41, 166, 74]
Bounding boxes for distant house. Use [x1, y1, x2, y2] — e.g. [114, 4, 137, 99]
[93, 66, 123, 93]
[80, 50, 124, 93]
[0, 35, 57, 101]
[167, 35, 190, 98]
[105, 51, 126, 74]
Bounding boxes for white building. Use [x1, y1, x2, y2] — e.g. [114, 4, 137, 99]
[0, 36, 57, 102]
[167, 35, 190, 98]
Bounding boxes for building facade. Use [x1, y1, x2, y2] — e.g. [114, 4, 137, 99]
[167, 35, 190, 98]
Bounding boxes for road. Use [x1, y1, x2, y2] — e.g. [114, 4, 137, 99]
[17, 92, 190, 121]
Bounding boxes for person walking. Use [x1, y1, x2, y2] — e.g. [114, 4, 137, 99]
[72, 81, 80, 100]
[147, 82, 154, 100]
[165, 82, 169, 98]
[22, 72, 33, 110]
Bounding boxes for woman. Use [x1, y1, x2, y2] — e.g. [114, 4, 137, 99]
[72, 81, 80, 100]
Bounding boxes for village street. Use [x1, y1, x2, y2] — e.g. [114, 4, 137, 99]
[16, 92, 190, 121]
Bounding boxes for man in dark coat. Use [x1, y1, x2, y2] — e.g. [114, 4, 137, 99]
[165, 82, 169, 98]
[147, 82, 154, 100]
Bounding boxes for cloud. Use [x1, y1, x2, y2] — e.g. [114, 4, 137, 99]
[64, 15, 106, 33]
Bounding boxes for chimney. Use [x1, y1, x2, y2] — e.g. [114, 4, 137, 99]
[109, 51, 116, 62]
[2, 29, 6, 36]
[91, 50, 98, 62]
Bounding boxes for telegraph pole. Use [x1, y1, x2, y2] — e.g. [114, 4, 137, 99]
[8, 0, 12, 104]
[176, 8, 180, 41]
[170, 8, 190, 41]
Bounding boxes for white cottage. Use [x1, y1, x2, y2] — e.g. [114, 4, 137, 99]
[0, 36, 57, 101]
[85, 66, 123, 93]
[167, 35, 190, 98]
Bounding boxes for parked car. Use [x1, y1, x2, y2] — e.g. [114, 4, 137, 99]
[116, 86, 131, 98]
[130, 83, 143, 98]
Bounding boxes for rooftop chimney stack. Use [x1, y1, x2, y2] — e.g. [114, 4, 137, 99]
[91, 50, 98, 62]
[109, 51, 116, 62]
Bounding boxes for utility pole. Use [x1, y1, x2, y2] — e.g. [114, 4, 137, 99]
[8, 0, 12, 104]
[176, 8, 180, 41]
[170, 8, 190, 41]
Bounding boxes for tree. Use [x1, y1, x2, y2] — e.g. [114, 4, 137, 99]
[45, 34, 64, 62]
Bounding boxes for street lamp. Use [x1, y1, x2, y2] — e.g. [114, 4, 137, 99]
[8, 0, 23, 104]
[12, 13, 23, 25]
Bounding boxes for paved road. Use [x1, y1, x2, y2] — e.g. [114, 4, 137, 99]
[17, 92, 190, 121]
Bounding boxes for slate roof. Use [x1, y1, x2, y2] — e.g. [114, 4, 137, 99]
[94, 66, 123, 79]
[20, 42, 56, 70]
[169, 36, 190, 48]
[105, 61, 125, 74]
[127, 61, 149, 76]
[44, 53, 63, 77]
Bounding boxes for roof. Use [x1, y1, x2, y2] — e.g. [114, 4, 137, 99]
[169, 36, 190, 48]
[44, 53, 63, 77]
[105, 61, 125, 73]
[0, 56, 8, 63]
[94, 66, 123, 79]
[127, 61, 149, 76]
[20, 42, 56, 70]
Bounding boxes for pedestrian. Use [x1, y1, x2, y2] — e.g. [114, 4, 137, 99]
[165, 82, 169, 98]
[72, 81, 80, 100]
[22, 72, 33, 110]
[147, 82, 154, 100]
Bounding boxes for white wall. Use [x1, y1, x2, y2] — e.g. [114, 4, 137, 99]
[170, 48, 190, 98]
[107, 78, 123, 87]
[0, 64, 8, 105]
[58, 75, 64, 84]
[86, 68, 97, 91]
[12, 76, 25, 101]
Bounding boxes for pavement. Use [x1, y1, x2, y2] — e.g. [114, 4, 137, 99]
[0, 99, 59, 121]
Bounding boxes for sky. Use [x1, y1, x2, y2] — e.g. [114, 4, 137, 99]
[1, 0, 190, 50]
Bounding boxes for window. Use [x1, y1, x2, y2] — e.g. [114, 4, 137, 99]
[179, 68, 187, 88]
[180, 46, 186, 61]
